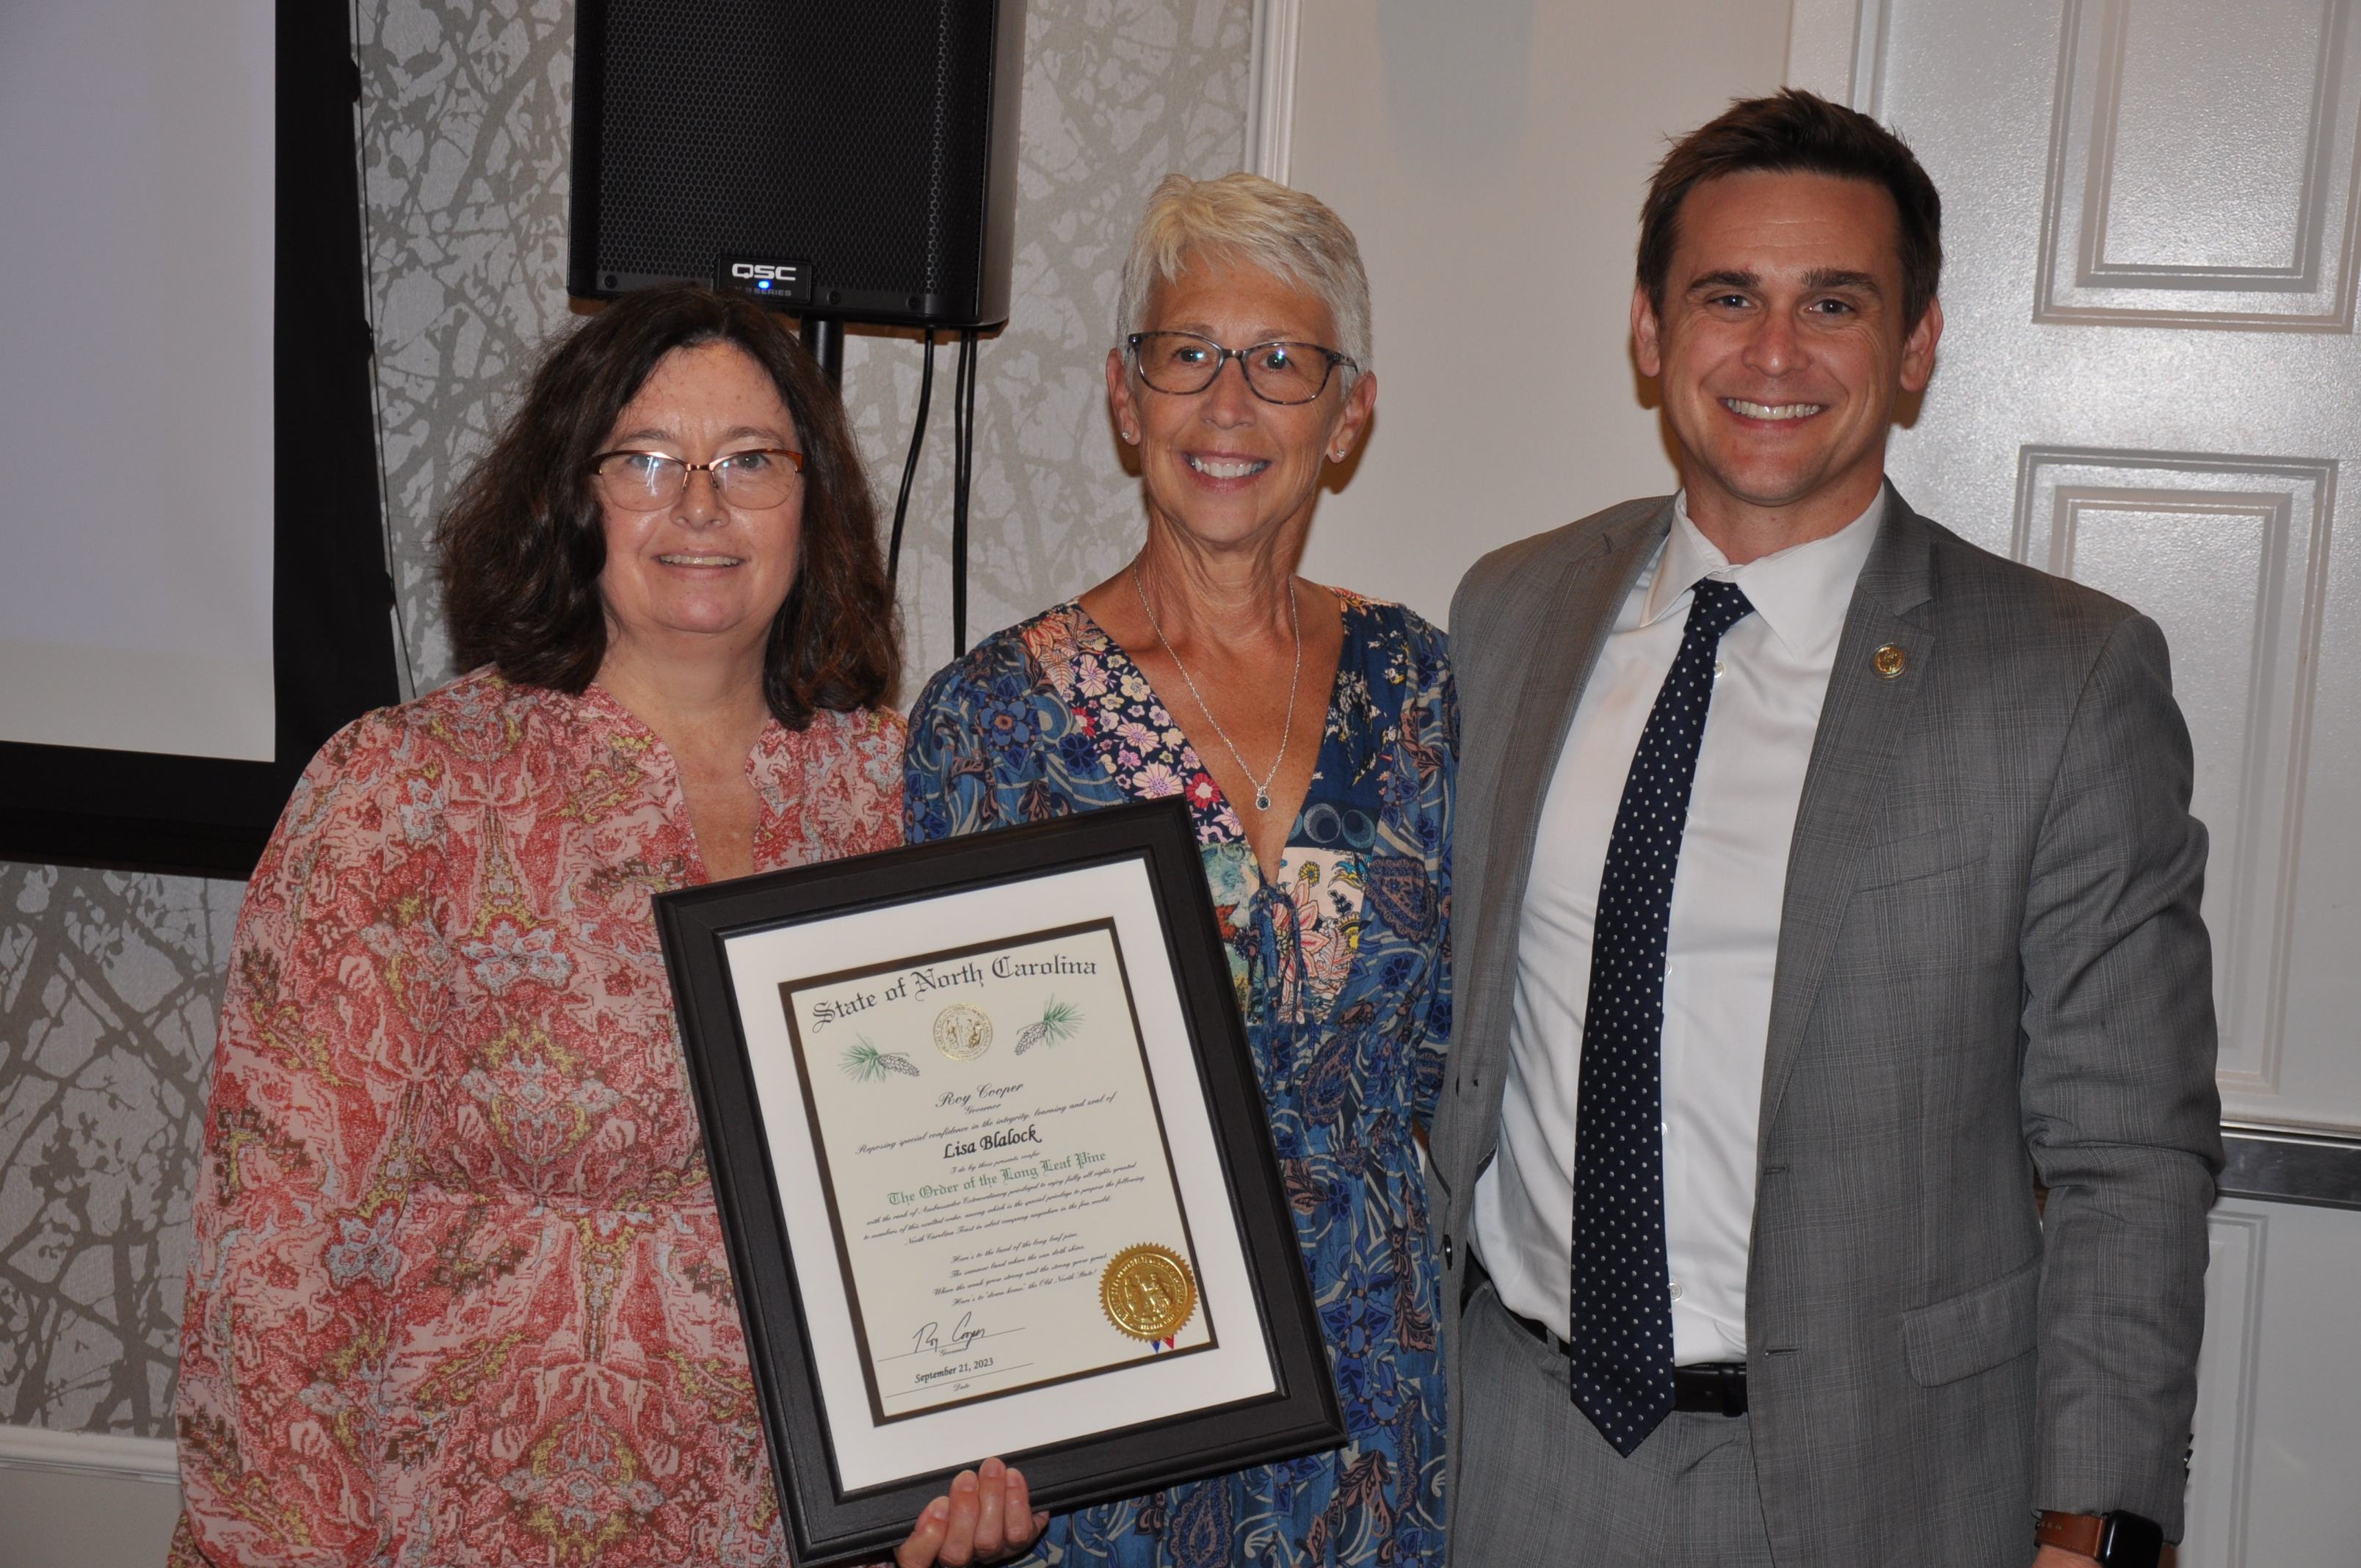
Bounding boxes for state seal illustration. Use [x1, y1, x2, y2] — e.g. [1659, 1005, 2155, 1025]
[932, 1003, 994, 1061]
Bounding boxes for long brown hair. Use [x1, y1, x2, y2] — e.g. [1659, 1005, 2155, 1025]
[435, 285, 897, 726]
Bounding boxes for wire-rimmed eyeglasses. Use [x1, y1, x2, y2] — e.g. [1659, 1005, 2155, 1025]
[590, 448, 806, 511]
[1125, 332, 1357, 405]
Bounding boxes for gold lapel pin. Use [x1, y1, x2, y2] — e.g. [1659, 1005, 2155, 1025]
[1873, 644, 1907, 679]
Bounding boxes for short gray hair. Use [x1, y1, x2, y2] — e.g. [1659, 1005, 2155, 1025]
[1115, 172, 1372, 374]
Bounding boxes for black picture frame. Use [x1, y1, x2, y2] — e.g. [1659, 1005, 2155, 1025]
[655, 799, 1344, 1568]
[0, 0, 402, 881]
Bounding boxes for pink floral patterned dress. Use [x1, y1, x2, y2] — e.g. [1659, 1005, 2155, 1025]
[170, 672, 904, 1567]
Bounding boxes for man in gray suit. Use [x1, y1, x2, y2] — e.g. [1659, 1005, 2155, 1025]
[1429, 91, 2219, 1567]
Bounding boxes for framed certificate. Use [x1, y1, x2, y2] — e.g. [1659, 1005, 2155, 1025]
[655, 799, 1344, 1567]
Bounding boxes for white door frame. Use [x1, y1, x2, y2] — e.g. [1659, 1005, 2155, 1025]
[1247, 0, 1302, 182]
[1785, 0, 1893, 111]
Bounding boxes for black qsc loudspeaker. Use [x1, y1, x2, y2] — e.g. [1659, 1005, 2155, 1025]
[568, 0, 1026, 329]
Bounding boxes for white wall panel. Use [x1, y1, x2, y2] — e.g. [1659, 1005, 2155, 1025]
[1284, 0, 1794, 625]
[2183, 1209, 2266, 1566]
[0, 1462, 181, 1568]
[2183, 1201, 2361, 1566]
[2037, 0, 2361, 328]
[2014, 450, 2331, 1106]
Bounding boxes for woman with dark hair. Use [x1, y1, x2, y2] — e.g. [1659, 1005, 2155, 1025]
[170, 286, 1038, 1567]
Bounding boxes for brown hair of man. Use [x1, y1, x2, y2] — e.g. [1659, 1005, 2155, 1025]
[435, 284, 898, 727]
[1637, 88, 1943, 329]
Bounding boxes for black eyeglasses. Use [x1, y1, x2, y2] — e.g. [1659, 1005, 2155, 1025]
[591, 448, 805, 511]
[1126, 332, 1357, 405]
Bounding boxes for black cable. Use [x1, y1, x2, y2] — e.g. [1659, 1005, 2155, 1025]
[964, 329, 981, 651]
[951, 329, 977, 655]
[888, 329, 935, 587]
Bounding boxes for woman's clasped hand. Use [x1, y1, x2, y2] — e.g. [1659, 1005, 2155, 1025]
[882, 1458, 1049, 1568]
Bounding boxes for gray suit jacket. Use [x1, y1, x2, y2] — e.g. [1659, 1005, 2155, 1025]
[1429, 488, 2222, 1564]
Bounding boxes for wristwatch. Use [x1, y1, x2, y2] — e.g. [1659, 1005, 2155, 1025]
[2037, 1510, 2164, 1567]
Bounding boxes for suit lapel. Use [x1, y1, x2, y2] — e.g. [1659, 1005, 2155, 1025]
[1758, 487, 1941, 1137]
[1462, 501, 1671, 1164]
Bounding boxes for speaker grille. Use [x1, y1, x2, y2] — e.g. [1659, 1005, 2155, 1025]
[590, 0, 994, 300]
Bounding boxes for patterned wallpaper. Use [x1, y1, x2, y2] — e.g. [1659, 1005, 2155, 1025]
[0, 867, 239, 1434]
[0, 0, 1251, 1440]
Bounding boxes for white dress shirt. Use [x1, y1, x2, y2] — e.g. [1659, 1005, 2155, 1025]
[1472, 490, 1882, 1365]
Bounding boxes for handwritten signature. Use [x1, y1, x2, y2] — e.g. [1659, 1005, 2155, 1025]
[912, 1313, 990, 1359]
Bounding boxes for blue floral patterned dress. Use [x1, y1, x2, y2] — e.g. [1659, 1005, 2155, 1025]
[903, 589, 1454, 1568]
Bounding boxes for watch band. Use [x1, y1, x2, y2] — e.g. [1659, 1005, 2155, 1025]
[2038, 1509, 2164, 1568]
[2037, 1512, 2107, 1558]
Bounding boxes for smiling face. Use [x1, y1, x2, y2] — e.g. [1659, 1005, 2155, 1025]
[1633, 169, 1941, 553]
[595, 341, 805, 670]
[1106, 256, 1376, 551]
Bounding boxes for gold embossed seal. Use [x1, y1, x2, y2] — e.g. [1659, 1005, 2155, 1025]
[1099, 1244, 1197, 1343]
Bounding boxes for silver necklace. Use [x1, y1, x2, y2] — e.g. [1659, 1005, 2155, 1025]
[1130, 562, 1302, 813]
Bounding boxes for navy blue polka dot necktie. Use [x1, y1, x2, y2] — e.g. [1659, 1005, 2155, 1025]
[1567, 575, 1755, 1457]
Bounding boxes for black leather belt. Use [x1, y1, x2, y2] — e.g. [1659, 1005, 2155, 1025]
[1467, 1255, 1749, 1416]
[1672, 1360, 1749, 1417]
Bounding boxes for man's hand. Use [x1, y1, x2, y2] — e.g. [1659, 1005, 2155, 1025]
[891, 1456, 1047, 1568]
[2034, 1548, 2101, 1568]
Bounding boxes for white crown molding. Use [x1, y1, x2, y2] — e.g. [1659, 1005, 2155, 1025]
[1247, 0, 1301, 184]
[1785, 0, 1889, 114]
[0, 1424, 179, 1485]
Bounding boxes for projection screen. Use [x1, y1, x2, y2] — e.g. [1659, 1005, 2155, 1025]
[0, 0, 400, 879]
[0, 0, 277, 761]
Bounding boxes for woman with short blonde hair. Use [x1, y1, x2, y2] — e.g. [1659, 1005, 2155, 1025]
[904, 172, 1452, 1567]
